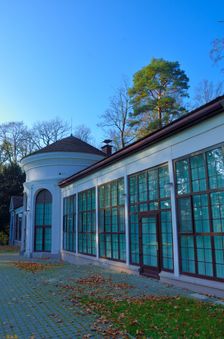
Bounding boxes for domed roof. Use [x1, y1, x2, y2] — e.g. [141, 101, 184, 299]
[27, 136, 105, 157]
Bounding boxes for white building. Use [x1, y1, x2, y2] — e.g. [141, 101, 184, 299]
[18, 96, 224, 290]
[20, 136, 105, 256]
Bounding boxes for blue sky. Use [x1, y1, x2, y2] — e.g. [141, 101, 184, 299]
[0, 0, 224, 144]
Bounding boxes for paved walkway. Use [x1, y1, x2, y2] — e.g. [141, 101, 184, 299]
[0, 252, 223, 338]
[0, 254, 96, 338]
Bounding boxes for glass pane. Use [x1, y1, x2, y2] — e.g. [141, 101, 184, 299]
[207, 148, 224, 189]
[211, 191, 224, 233]
[99, 186, 105, 208]
[159, 166, 170, 198]
[82, 192, 87, 211]
[161, 211, 173, 270]
[119, 207, 125, 232]
[138, 173, 147, 202]
[160, 199, 171, 210]
[35, 204, 44, 225]
[148, 169, 158, 201]
[105, 209, 111, 232]
[112, 234, 119, 259]
[99, 234, 105, 257]
[87, 190, 91, 210]
[196, 236, 213, 277]
[214, 236, 224, 279]
[129, 176, 138, 204]
[111, 182, 117, 206]
[181, 236, 195, 273]
[190, 154, 206, 192]
[44, 203, 52, 225]
[178, 198, 193, 232]
[175, 159, 190, 195]
[105, 234, 112, 258]
[142, 217, 158, 267]
[111, 208, 118, 232]
[193, 194, 210, 232]
[99, 210, 104, 232]
[105, 185, 111, 207]
[119, 234, 126, 261]
[118, 179, 125, 205]
[44, 227, 51, 252]
[35, 227, 43, 251]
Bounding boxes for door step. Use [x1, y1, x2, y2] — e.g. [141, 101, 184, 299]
[139, 267, 160, 279]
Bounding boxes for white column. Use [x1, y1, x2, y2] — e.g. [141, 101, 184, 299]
[21, 211, 25, 253]
[21, 190, 27, 254]
[95, 179, 99, 259]
[52, 187, 61, 255]
[26, 185, 34, 257]
[168, 159, 179, 277]
[124, 172, 130, 266]
[25, 210, 30, 255]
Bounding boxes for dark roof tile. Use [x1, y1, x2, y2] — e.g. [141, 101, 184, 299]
[26, 136, 105, 157]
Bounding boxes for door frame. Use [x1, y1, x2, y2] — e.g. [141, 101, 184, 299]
[138, 211, 161, 279]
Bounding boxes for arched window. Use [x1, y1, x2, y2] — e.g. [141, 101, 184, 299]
[34, 189, 52, 252]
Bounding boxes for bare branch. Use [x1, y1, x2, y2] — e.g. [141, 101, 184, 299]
[193, 79, 224, 108]
[31, 118, 70, 149]
[73, 124, 93, 144]
[0, 122, 32, 163]
[98, 78, 134, 149]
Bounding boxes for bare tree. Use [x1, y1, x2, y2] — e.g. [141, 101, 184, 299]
[31, 118, 70, 149]
[210, 38, 224, 71]
[0, 122, 32, 163]
[98, 79, 134, 150]
[73, 124, 93, 143]
[193, 80, 224, 108]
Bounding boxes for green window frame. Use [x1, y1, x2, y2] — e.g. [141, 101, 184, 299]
[175, 144, 224, 281]
[78, 188, 96, 256]
[63, 195, 76, 252]
[98, 178, 126, 262]
[129, 164, 173, 271]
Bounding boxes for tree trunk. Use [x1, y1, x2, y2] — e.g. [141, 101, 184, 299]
[157, 106, 162, 129]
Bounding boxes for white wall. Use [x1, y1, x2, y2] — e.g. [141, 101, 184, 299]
[22, 152, 103, 182]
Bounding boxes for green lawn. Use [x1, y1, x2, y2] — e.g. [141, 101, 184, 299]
[61, 274, 224, 338]
[81, 295, 224, 338]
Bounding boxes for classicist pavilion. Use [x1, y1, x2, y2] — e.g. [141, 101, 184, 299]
[10, 96, 224, 290]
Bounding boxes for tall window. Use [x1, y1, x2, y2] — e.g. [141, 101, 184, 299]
[129, 164, 173, 271]
[35, 189, 52, 252]
[98, 178, 126, 262]
[78, 188, 96, 256]
[175, 145, 224, 280]
[15, 214, 22, 241]
[63, 195, 76, 252]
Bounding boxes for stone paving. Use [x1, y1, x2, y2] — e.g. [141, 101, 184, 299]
[0, 252, 223, 339]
